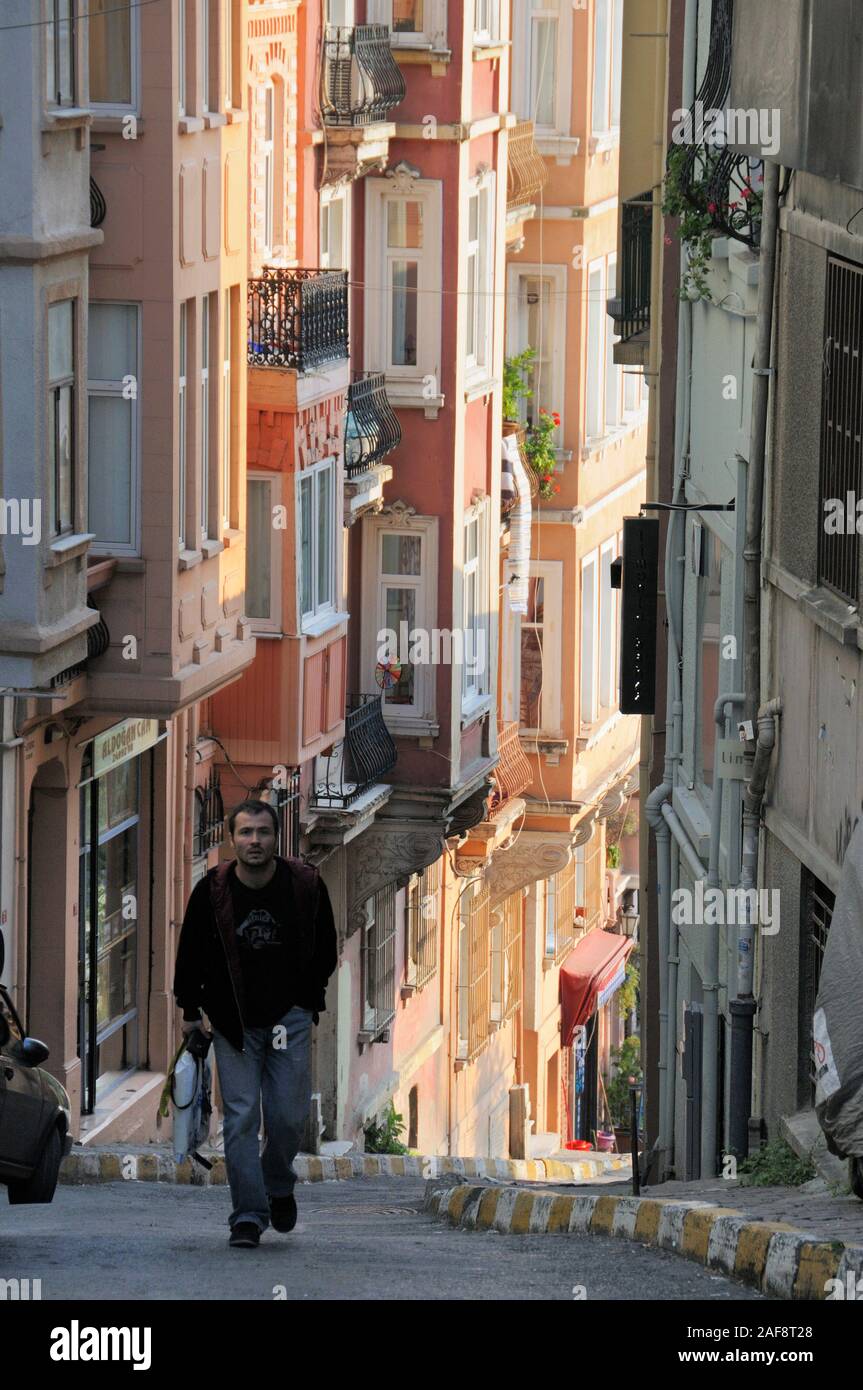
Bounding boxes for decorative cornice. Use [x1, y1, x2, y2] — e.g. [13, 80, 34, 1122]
[483, 830, 573, 906]
[345, 822, 444, 929]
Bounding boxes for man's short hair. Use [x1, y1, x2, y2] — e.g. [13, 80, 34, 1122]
[228, 799, 279, 839]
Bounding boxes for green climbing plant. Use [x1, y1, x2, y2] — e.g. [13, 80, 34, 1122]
[363, 1100, 409, 1155]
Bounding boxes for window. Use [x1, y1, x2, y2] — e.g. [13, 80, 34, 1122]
[465, 178, 494, 378]
[599, 539, 616, 711]
[605, 256, 623, 428]
[365, 179, 442, 407]
[178, 302, 188, 548]
[592, 0, 622, 134]
[298, 458, 336, 628]
[543, 874, 556, 956]
[580, 551, 598, 725]
[818, 256, 863, 603]
[507, 560, 563, 734]
[222, 290, 234, 531]
[368, 0, 445, 48]
[507, 265, 566, 443]
[456, 879, 490, 1062]
[89, 0, 137, 111]
[224, 0, 233, 108]
[511, 0, 572, 135]
[201, 0, 211, 113]
[48, 300, 76, 537]
[178, 0, 187, 115]
[320, 185, 350, 271]
[362, 511, 438, 729]
[474, 0, 498, 44]
[699, 529, 722, 789]
[200, 296, 213, 541]
[586, 260, 604, 440]
[88, 303, 140, 554]
[246, 473, 282, 632]
[544, 859, 577, 961]
[262, 83, 275, 256]
[463, 502, 490, 709]
[361, 884, 397, 1039]
[46, 0, 75, 107]
[405, 858, 440, 991]
[490, 893, 521, 1023]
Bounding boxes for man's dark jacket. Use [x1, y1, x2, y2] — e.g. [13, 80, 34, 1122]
[173, 856, 338, 1052]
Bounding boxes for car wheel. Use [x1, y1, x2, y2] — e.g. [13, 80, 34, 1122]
[7, 1126, 62, 1205]
[850, 1157, 863, 1203]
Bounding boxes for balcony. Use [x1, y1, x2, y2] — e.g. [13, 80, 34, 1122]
[343, 372, 401, 522]
[319, 25, 405, 184]
[486, 721, 533, 818]
[610, 193, 652, 367]
[506, 121, 548, 245]
[90, 177, 106, 229]
[248, 268, 349, 372]
[313, 693, 397, 810]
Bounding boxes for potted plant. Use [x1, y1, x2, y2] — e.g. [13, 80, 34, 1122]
[523, 407, 560, 500]
[502, 347, 535, 429]
[604, 1035, 642, 1151]
[663, 144, 763, 302]
[606, 843, 622, 870]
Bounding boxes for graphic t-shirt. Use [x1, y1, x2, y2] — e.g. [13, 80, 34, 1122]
[229, 865, 294, 1027]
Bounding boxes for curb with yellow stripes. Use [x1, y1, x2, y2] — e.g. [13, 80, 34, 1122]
[59, 1150, 629, 1188]
[424, 1181, 863, 1300]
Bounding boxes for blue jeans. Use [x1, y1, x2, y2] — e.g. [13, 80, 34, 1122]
[212, 1005, 313, 1231]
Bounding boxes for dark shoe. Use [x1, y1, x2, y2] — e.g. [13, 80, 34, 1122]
[269, 1193, 297, 1233]
[229, 1221, 261, 1249]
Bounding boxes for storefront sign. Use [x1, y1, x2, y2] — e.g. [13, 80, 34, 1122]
[93, 718, 160, 779]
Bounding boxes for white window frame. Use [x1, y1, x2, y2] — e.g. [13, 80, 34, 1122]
[364, 176, 443, 411]
[320, 183, 351, 273]
[246, 472, 282, 633]
[367, 0, 447, 50]
[87, 301, 141, 557]
[87, 0, 140, 115]
[512, 0, 573, 136]
[222, 291, 232, 532]
[580, 550, 599, 726]
[605, 252, 623, 429]
[506, 262, 566, 446]
[262, 82, 275, 258]
[473, 0, 499, 45]
[503, 558, 563, 736]
[178, 0, 187, 115]
[46, 0, 77, 108]
[465, 175, 495, 383]
[200, 297, 211, 542]
[462, 498, 491, 714]
[586, 258, 605, 443]
[223, 0, 233, 108]
[591, 0, 612, 135]
[297, 457, 338, 632]
[178, 301, 188, 549]
[599, 538, 616, 712]
[360, 510, 439, 733]
[201, 0, 211, 114]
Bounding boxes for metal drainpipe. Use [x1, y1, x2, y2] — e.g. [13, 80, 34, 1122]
[701, 692, 745, 1176]
[730, 156, 782, 1160]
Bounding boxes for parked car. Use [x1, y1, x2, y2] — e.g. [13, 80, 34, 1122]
[0, 978, 73, 1204]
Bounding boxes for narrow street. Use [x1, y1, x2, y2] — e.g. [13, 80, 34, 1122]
[1, 1178, 763, 1301]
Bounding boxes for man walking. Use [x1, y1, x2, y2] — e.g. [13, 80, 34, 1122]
[173, 799, 337, 1248]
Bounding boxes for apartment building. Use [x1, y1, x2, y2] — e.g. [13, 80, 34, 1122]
[0, 0, 254, 1141]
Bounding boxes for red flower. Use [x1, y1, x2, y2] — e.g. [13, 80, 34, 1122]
[552, 412, 561, 426]
[664, 234, 673, 246]
[539, 407, 548, 416]
[742, 187, 754, 201]
[553, 484, 561, 494]
[707, 201, 717, 214]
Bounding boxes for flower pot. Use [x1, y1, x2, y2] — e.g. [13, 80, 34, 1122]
[502, 419, 523, 438]
[596, 1130, 616, 1153]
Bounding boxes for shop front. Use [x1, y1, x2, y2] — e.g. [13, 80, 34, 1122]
[560, 929, 633, 1145]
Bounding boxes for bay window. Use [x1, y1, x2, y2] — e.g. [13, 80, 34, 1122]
[298, 458, 337, 629]
[88, 302, 140, 554]
[465, 178, 494, 380]
[507, 264, 566, 443]
[46, 0, 75, 107]
[365, 178, 442, 409]
[48, 300, 76, 537]
[512, 0, 572, 136]
[503, 559, 563, 735]
[361, 511, 438, 729]
[463, 501, 490, 710]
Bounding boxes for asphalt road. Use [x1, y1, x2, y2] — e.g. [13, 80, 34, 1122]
[1, 1177, 765, 1301]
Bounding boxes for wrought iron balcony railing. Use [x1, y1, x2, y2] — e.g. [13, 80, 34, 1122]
[486, 720, 533, 818]
[49, 597, 110, 689]
[313, 693, 397, 809]
[664, 0, 761, 250]
[607, 194, 653, 341]
[345, 373, 401, 478]
[247, 267, 349, 371]
[506, 121, 548, 214]
[322, 24, 405, 128]
[90, 177, 106, 229]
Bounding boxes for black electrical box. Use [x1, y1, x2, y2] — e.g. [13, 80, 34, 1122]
[619, 516, 659, 715]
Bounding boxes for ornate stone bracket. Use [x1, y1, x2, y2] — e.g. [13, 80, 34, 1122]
[345, 821, 445, 935]
[483, 830, 574, 906]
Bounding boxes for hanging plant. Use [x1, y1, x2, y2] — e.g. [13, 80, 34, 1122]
[502, 347, 536, 421]
[663, 145, 764, 302]
[523, 408, 560, 500]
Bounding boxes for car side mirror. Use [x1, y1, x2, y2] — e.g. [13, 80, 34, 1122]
[19, 1038, 50, 1067]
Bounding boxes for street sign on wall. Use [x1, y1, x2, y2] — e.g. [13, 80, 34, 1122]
[619, 516, 659, 715]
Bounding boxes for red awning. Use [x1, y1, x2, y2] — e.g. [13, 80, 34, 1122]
[559, 931, 634, 1048]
